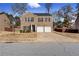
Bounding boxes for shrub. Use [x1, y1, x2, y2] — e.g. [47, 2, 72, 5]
[54, 28, 78, 33]
[54, 28, 62, 32]
[65, 29, 78, 33]
[20, 30, 23, 33]
[26, 30, 31, 33]
[23, 30, 25, 33]
[20, 30, 31, 33]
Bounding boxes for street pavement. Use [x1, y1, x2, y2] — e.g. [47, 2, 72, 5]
[0, 42, 79, 56]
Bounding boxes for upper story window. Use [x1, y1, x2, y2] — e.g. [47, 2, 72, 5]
[48, 18, 50, 22]
[38, 18, 43, 22]
[45, 18, 48, 22]
[25, 17, 34, 22]
[45, 18, 50, 22]
[28, 18, 31, 22]
[31, 17, 34, 22]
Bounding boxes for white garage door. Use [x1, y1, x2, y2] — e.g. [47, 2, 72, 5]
[37, 26, 51, 32]
[45, 27, 51, 32]
[37, 26, 44, 32]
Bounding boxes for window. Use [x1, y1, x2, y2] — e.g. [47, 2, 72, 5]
[31, 17, 34, 22]
[38, 18, 43, 22]
[41, 18, 43, 22]
[45, 18, 50, 22]
[28, 18, 31, 22]
[45, 18, 48, 22]
[27, 17, 34, 22]
[23, 26, 27, 30]
[23, 26, 31, 30]
[48, 18, 50, 22]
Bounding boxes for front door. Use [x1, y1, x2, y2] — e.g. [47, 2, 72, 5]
[32, 25, 35, 32]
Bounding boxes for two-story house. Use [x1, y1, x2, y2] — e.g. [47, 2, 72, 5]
[20, 12, 53, 32]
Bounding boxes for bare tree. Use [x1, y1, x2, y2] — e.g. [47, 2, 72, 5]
[61, 4, 72, 17]
[45, 3, 52, 13]
[11, 3, 27, 16]
[11, 3, 27, 33]
[59, 4, 73, 28]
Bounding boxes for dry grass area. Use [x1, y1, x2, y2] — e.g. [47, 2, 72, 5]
[55, 31, 79, 41]
[0, 31, 37, 42]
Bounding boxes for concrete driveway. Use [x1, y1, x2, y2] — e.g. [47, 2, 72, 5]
[37, 32, 78, 43]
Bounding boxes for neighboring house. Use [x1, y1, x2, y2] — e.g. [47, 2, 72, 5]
[20, 12, 53, 32]
[0, 13, 12, 31]
[70, 14, 77, 29]
[75, 17, 79, 30]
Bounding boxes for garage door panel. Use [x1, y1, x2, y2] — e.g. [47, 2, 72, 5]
[37, 26, 43, 32]
[45, 27, 51, 32]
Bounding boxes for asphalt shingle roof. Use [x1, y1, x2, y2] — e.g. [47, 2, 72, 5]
[34, 13, 52, 16]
